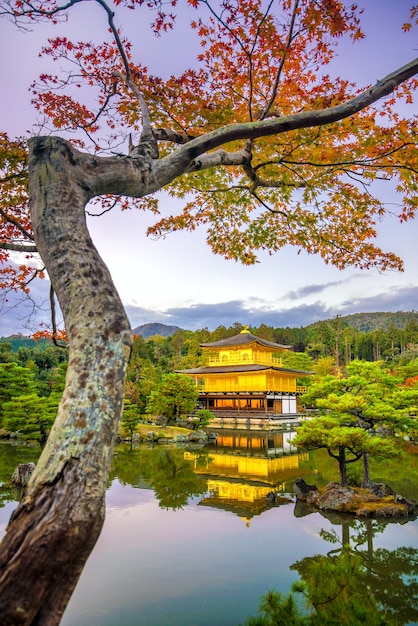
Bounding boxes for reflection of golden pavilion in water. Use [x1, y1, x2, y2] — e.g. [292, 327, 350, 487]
[185, 430, 309, 525]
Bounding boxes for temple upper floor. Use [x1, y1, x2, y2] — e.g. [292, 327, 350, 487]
[206, 350, 283, 367]
[201, 329, 290, 368]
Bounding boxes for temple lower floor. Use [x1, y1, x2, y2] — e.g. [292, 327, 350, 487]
[199, 391, 300, 415]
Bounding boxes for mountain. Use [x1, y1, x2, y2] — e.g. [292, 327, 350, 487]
[3, 312, 417, 345]
[132, 323, 182, 338]
[307, 311, 418, 333]
[0, 335, 51, 350]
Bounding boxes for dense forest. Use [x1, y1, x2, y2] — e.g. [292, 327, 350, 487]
[317, 311, 418, 332]
[134, 312, 418, 365]
[1, 311, 417, 442]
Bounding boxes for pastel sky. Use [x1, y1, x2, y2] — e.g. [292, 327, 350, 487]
[0, 0, 417, 335]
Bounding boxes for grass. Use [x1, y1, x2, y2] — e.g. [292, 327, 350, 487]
[122, 423, 193, 441]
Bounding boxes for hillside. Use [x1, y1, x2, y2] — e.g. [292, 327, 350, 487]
[132, 322, 182, 338]
[0, 335, 51, 350]
[3, 312, 417, 346]
[133, 313, 418, 338]
[308, 311, 418, 333]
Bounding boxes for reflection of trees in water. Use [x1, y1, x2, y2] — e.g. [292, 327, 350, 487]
[151, 448, 208, 510]
[245, 517, 418, 626]
[349, 519, 417, 625]
[294, 519, 417, 625]
[110, 445, 208, 510]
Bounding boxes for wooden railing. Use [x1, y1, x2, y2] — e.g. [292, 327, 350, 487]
[207, 355, 282, 366]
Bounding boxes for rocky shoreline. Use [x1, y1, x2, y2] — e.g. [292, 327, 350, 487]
[293, 477, 417, 518]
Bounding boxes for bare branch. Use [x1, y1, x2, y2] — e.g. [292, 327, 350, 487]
[197, 0, 275, 120]
[250, 190, 289, 216]
[0, 171, 27, 184]
[86, 197, 119, 217]
[0, 0, 84, 21]
[31, 60, 418, 207]
[49, 284, 67, 348]
[80, 81, 118, 131]
[163, 58, 418, 178]
[0, 241, 38, 252]
[0, 207, 34, 241]
[259, 0, 301, 120]
[113, 70, 158, 157]
[281, 142, 418, 170]
[153, 128, 193, 144]
[185, 146, 252, 172]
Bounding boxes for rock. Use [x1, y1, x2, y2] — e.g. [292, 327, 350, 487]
[147, 431, 157, 440]
[308, 484, 354, 510]
[294, 478, 318, 501]
[11, 462, 36, 487]
[395, 495, 417, 515]
[188, 430, 208, 443]
[172, 433, 189, 443]
[369, 482, 396, 498]
[293, 500, 314, 518]
[298, 481, 417, 518]
[265, 492, 293, 507]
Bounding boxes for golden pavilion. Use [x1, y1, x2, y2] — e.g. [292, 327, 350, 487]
[177, 328, 311, 419]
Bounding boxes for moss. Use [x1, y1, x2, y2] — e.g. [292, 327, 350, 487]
[354, 495, 410, 517]
[309, 484, 415, 518]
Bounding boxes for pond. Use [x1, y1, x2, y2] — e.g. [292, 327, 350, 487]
[0, 430, 417, 626]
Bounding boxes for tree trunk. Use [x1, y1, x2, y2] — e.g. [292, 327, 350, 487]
[0, 137, 132, 624]
[338, 446, 347, 486]
[362, 451, 371, 489]
[341, 520, 350, 546]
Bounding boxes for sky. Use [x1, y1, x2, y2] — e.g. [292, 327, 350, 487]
[0, 0, 417, 335]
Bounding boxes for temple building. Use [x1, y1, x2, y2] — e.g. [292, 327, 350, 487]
[177, 328, 312, 420]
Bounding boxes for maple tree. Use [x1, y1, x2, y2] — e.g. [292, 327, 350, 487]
[0, 0, 417, 623]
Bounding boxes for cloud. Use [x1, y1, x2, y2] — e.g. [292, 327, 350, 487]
[124, 305, 172, 328]
[0, 276, 54, 336]
[127, 300, 337, 331]
[285, 278, 353, 301]
[2, 280, 417, 337]
[338, 285, 418, 315]
[126, 284, 418, 331]
[154, 301, 335, 330]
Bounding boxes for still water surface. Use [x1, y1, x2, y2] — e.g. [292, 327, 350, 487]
[0, 431, 417, 625]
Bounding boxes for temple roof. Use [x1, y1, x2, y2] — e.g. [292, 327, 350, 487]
[176, 364, 312, 375]
[200, 329, 291, 350]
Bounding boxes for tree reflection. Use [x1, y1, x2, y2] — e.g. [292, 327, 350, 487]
[346, 520, 418, 624]
[110, 445, 208, 510]
[245, 517, 417, 625]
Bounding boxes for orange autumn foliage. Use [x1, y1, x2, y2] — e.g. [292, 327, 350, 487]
[1, 0, 417, 296]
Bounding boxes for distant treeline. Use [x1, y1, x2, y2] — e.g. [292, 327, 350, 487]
[133, 313, 418, 369]
[4, 311, 418, 368]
